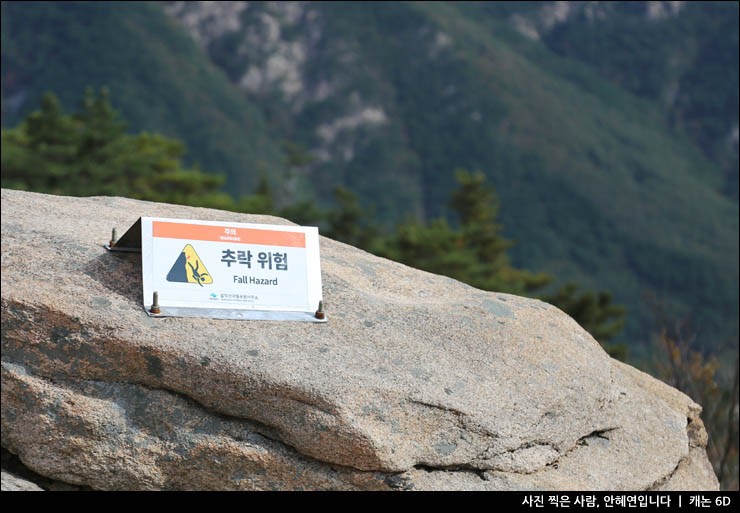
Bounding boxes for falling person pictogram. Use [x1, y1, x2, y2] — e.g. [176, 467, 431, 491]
[166, 244, 213, 286]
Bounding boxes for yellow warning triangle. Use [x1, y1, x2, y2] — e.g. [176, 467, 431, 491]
[166, 244, 213, 286]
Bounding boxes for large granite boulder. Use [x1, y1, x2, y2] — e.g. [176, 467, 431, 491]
[0, 188, 718, 490]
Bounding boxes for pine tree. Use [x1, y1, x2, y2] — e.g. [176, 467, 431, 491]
[391, 217, 476, 278]
[326, 186, 381, 250]
[1, 89, 233, 206]
[542, 283, 627, 358]
[449, 169, 551, 294]
[76, 86, 126, 158]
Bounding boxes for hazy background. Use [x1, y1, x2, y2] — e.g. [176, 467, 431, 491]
[2, 1, 737, 489]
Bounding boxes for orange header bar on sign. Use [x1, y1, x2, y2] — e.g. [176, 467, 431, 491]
[153, 221, 306, 248]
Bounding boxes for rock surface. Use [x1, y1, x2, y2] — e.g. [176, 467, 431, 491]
[0, 188, 719, 490]
[1, 471, 44, 491]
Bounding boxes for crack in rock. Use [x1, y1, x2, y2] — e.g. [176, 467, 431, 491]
[646, 415, 708, 491]
[412, 464, 489, 482]
[1, 361, 398, 490]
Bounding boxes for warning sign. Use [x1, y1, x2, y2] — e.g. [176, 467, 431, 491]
[166, 244, 213, 286]
[137, 217, 325, 322]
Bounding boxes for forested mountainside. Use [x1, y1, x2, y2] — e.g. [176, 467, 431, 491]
[1, 1, 288, 194]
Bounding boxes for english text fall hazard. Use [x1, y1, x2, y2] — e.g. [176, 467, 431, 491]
[140, 217, 325, 322]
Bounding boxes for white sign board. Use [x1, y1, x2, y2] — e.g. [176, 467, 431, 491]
[140, 217, 325, 322]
